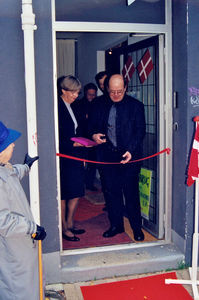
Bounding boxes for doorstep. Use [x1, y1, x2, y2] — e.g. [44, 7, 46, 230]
[58, 242, 184, 283]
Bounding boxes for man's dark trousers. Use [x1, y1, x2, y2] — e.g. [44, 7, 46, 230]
[100, 146, 142, 232]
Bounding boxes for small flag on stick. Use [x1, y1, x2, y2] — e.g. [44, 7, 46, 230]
[137, 49, 153, 84]
[187, 124, 199, 186]
[122, 56, 135, 83]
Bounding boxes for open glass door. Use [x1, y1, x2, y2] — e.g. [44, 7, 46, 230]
[112, 35, 165, 238]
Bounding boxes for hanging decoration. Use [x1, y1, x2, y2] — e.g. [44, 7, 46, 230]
[187, 123, 199, 186]
[122, 55, 135, 83]
[137, 49, 153, 84]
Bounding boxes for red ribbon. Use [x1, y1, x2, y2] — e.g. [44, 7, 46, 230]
[56, 148, 171, 165]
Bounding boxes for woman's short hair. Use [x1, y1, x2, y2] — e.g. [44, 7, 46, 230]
[57, 75, 81, 96]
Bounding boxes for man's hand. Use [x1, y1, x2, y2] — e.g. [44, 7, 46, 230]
[24, 153, 39, 169]
[32, 225, 46, 241]
[120, 151, 132, 164]
[92, 133, 106, 144]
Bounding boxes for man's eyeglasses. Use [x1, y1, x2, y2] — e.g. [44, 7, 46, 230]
[109, 89, 124, 96]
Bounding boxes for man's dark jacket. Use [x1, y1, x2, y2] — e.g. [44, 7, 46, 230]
[89, 94, 146, 160]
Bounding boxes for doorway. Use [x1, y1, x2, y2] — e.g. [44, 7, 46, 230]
[54, 30, 168, 252]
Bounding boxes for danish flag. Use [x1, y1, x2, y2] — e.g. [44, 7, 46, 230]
[187, 124, 199, 186]
[122, 56, 135, 83]
[137, 49, 153, 84]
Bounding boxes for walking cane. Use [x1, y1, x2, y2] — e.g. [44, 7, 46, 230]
[38, 240, 44, 300]
[32, 234, 44, 300]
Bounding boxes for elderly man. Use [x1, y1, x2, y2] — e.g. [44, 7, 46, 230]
[92, 74, 146, 241]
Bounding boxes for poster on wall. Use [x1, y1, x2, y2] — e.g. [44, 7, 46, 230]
[139, 168, 152, 220]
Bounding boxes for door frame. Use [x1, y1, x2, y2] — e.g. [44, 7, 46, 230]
[51, 0, 173, 254]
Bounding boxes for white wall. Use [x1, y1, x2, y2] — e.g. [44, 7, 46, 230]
[77, 32, 129, 87]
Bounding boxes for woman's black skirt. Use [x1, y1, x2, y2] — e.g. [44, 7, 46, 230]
[60, 156, 85, 201]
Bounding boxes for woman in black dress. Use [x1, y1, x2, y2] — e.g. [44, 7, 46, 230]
[58, 75, 86, 242]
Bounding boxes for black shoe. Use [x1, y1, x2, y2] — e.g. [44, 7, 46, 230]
[102, 205, 107, 211]
[86, 185, 98, 191]
[133, 229, 144, 241]
[68, 227, 85, 235]
[62, 233, 80, 241]
[103, 226, 124, 238]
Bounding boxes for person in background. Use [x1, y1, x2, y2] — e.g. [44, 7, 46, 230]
[88, 71, 111, 209]
[95, 71, 108, 93]
[58, 75, 86, 242]
[72, 82, 98, 138]
[0, 121, 46, 300]
[91, 74, 146, 241]
[72, 82, 98, 191]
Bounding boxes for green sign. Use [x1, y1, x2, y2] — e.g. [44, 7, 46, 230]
[139, 168, 152, 220]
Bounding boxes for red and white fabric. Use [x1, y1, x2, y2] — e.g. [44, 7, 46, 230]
[122, 56, 135, 83]
[187, 124, 199, 186]
[137, 49, 153, 84]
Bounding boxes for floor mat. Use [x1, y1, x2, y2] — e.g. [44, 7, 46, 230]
[63, 197, 157, 250]
[85, 190, 105, 205]
[63, 211, 132, 250]
[80, 272, 193, 300]
[73, 197, 104, 221]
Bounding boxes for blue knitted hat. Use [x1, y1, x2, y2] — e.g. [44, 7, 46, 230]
[0, 121, 21, 152]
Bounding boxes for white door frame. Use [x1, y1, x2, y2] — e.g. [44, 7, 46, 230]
[51, 0, 172, 254]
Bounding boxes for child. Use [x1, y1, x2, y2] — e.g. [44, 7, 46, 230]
[0, 121, 46, 300]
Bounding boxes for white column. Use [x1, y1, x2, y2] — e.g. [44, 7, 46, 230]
[21, 0, 40, 224]
[96, 51, 105, 96]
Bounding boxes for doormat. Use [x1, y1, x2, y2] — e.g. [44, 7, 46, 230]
[63, 197, 157, 250]
[80, 272, 193, 300]
[74, 197, 104, 221]
[85, 191, 105, 205]
[63, 211, 132, 250]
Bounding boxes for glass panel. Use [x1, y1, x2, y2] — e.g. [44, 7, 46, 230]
[143, 86, 148, 105]
[148, 85, 154, 106]
[55, 1, 165, 24]
[123, 38, 158, 236]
